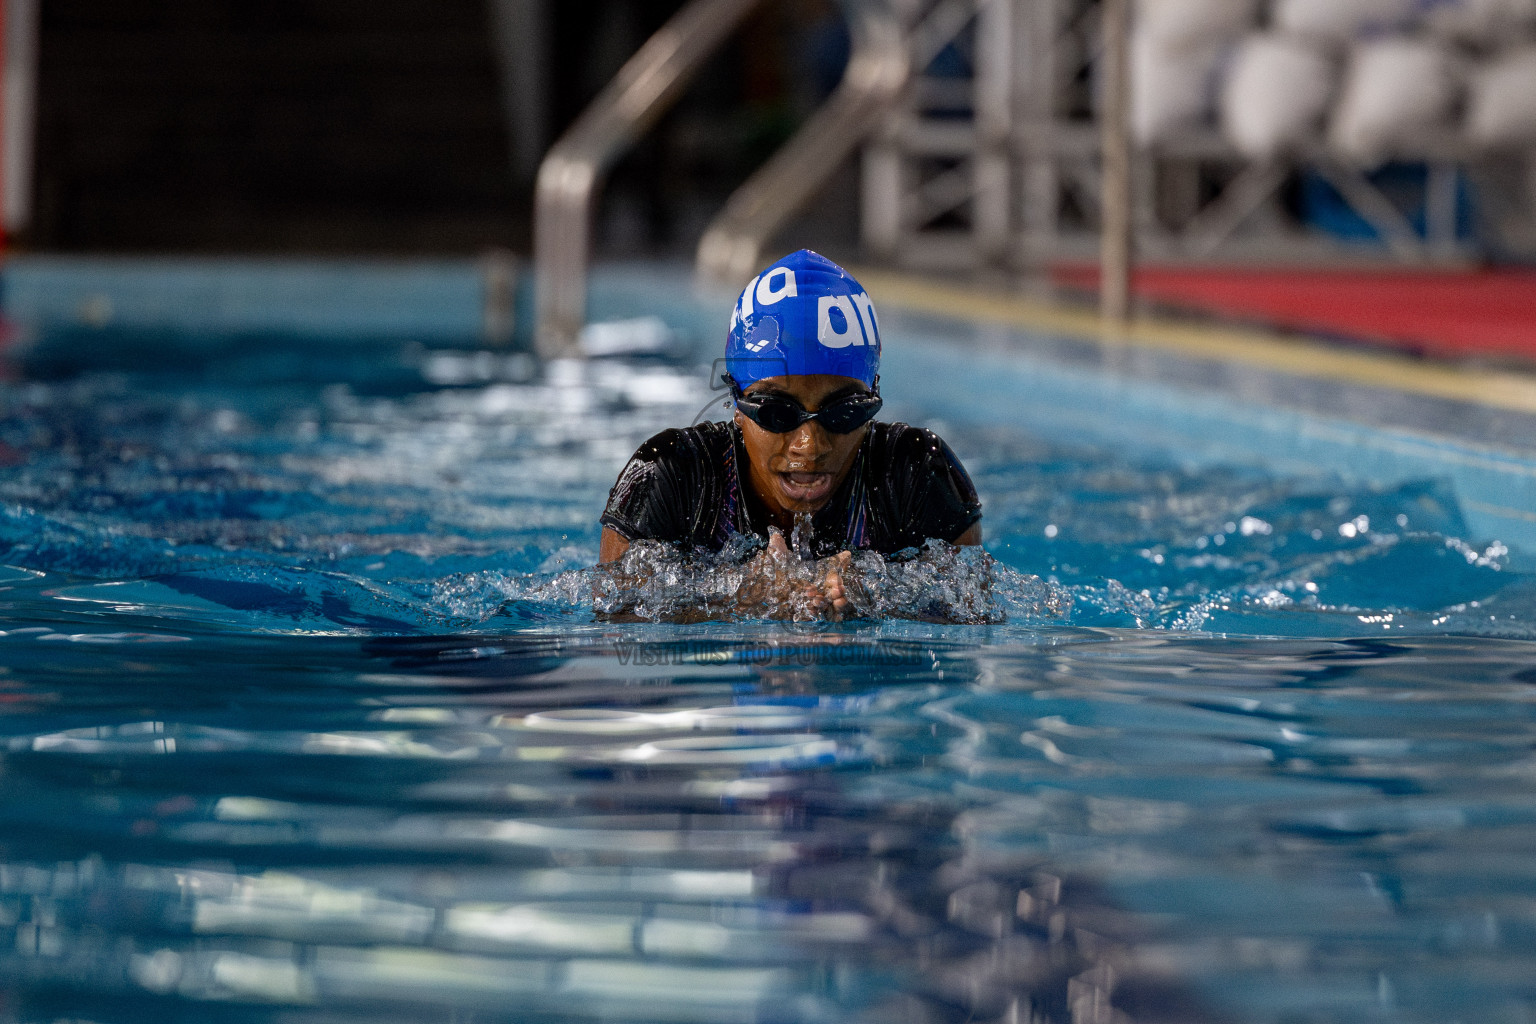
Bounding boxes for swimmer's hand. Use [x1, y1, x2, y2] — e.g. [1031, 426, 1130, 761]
[736, 528, 866, 622]
[818, 549, 865, 621]
[592, 533, 865, 624]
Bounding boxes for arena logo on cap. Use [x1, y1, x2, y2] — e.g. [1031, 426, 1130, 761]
[735, 268, 798, 326]
[744, 316, 779, 353]
[817, 291, 879, 349]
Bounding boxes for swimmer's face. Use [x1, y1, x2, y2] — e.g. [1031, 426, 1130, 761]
[735, 373, 871, 519]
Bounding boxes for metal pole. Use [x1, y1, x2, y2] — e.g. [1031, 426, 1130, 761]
[973, 0, 1012, 266]
[1099, 0, 1132, 325]
[1019, 0, 1060, 268]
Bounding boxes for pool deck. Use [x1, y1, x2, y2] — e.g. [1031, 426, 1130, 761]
[858, 268, 1536, 420]
[1050, 265, 1536, 364]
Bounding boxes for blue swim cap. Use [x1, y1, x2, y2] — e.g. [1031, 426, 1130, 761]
[724, 249, 881, 387]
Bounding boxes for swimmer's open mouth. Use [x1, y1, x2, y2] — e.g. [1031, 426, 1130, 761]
[778, 471, 834, 504]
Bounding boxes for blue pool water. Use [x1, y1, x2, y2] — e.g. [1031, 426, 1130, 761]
[3, 263, 1536, 1022]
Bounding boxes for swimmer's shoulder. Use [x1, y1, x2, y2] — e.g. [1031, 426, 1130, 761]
[865, 421, 958, 467]
[627, 420, 737, 466]
[605, 422, 736, 544]
[864, 420, 980, 521]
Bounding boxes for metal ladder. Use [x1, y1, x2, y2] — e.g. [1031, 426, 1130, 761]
[532, 0, 907, 359]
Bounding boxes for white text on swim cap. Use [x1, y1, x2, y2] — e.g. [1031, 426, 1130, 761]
[850, 292, 879, 348]
[755, 268, 797, 308]
[817, 292, 878, 348]
[735, 269, 795, 326]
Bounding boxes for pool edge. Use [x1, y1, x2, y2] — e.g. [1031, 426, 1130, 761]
[854, 268, 1536, 418]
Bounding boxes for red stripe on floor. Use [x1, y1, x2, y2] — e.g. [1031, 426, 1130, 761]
[1053, 266, 1536, 362]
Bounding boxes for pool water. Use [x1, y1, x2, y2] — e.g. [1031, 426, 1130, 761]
[3, 286, 1536, 1023]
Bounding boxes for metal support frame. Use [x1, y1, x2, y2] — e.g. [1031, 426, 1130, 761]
[865, 0, 1536, 275]
[533, 0, 1536, 354]
[1098, 0, 1131, 323]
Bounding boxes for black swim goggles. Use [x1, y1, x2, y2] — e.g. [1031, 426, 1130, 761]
[724, 374, 883, 434]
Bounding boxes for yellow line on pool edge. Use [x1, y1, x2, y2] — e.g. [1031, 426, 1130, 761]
[854, 269, 1536, 417]
[1465, 499, 1536, 525]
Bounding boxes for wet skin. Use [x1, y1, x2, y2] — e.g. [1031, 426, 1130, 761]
[598, 373, 980, 571]
[735, 373, 873, 533]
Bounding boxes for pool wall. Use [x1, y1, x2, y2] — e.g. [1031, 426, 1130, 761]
[2, 256, 499, 343]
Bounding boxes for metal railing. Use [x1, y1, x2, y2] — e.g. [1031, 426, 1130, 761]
[532, 0, 765, 359]
[533, 0, 907, 358]
[694, 0, 907, 285]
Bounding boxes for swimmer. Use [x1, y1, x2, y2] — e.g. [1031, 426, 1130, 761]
[599, 249, 981, 620]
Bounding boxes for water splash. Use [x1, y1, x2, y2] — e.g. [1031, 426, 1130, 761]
[431, 539, 1070, 627]
[790, 513, 814, 561]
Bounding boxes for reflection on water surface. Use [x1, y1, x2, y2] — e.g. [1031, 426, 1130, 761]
[1, 332, 1535, 1021]
[3, 628, 1536, 1023]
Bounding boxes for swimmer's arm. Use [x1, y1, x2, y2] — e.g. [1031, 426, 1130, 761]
[594, 529, 701, 623]
[953, 523, 982, 546]
[599, 527, 630, 563]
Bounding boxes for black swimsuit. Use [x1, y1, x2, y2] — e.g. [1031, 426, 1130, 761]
[600, 421, 981, 558]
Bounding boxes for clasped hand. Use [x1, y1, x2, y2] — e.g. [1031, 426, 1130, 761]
[736, 528, 864, 622]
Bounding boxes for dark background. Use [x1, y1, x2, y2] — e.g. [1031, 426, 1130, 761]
[27, 0, 850, 256]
